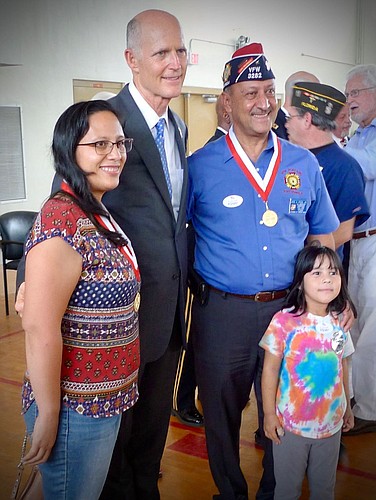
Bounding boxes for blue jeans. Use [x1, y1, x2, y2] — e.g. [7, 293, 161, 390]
[24, 401, 121, 500]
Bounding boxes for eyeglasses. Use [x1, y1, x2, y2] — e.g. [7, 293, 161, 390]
[77, 138, 133, 155]
[285, 114, 301, 122]
[345, 86, 376, 99]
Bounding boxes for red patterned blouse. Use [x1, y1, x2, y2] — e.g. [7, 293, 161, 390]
[22, 195, 140, 418]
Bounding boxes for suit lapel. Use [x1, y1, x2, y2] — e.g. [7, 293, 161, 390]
[117, 86, 188, 219]
[169, 109, 188, 228]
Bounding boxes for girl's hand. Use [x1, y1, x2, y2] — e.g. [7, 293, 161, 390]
[264, 414, 284, 444]
[22, 413, 59, 465]
[342, 407, 355, 432]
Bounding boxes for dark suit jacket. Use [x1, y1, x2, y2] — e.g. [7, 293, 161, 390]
[17, 85, 187, 363]
[103, 85, 188, 363]
[273, 107, 288, 140]
[206, 127, 226, 144]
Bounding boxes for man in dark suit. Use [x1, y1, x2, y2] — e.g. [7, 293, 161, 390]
[16, 9, 188, 500]
[97, 9, 189, 500]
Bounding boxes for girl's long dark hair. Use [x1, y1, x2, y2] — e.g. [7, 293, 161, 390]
[51, 100, 126, 246]
[285, 241, 356, 317]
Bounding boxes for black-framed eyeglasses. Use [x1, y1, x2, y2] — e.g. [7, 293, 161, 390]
[345, 86, 376, 99]
[77, 138, 133, 155]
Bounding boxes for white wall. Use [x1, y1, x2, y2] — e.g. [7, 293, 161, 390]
[1, 0, 375, 214]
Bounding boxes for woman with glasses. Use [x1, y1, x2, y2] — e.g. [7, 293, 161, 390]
[20, 100, 140, 499]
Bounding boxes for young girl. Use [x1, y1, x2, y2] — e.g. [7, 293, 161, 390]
[260, 242, 355, 500]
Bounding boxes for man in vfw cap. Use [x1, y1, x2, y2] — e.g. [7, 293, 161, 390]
[285, 81, 369, 263]
[187, 43, 342, 499]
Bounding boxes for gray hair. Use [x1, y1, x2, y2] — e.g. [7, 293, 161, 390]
[296, 108, 336, 131]
[346, 64, 376, 87]
[126, 16, 141, 53]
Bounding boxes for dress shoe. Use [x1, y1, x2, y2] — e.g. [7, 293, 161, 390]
[171, 407, 204, 427]
[345, 416, 376, 436]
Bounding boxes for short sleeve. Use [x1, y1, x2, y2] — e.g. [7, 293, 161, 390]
[25, 197, 95, 261]
[259, 310, 287, 358]
[344, 330, 355, 358]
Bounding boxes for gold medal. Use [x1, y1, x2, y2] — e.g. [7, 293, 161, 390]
[134, 292, 141, 313]
[262, 203, 278, 227]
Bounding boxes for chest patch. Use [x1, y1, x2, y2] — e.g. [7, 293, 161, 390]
[289, 198, 308, 214]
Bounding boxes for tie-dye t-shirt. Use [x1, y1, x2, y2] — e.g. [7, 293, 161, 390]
[259, 309, 354, 439]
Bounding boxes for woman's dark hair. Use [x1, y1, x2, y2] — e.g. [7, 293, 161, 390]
[51, 99, 125, 246]
[285, 241, 356, 317]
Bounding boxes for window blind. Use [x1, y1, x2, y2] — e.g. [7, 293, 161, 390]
[0, 106, 26, 202]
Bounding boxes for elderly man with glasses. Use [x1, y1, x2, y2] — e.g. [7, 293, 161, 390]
[344, 64, 376, 435]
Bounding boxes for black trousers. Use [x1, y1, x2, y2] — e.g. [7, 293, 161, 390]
[100, 316, 181, 500]
[192, 289, 282, 500]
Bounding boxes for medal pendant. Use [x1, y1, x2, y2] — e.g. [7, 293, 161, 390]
[134, 292, 141, 313]
[262, 209, 278, 227]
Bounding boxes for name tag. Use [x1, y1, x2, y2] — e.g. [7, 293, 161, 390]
[223, 195, 244, 208]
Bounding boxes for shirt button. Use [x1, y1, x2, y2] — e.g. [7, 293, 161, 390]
[265, 273, 270, 278]
[263, 246, 268, 251]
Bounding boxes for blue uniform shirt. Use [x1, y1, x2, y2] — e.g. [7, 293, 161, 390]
[311, 142, 370, 260]
[311, 142, 369, 227]
[187, 131, 339, 294]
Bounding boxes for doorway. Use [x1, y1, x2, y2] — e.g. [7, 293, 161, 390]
[170, 87, 222, 154]
[72, 79, 123, 102]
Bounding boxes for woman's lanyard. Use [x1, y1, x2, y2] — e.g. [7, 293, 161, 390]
[94, 212, 140, 282]
[226, 129, 282, 227]
[60, 180, 140, 282]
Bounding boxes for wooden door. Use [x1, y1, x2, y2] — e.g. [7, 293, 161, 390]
[170, 87, 221, 155]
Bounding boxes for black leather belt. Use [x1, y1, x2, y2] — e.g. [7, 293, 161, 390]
[208, 285, 289, 302]
[353, 228, 376, 239]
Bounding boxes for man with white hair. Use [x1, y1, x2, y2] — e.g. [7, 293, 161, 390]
[344, 64, 376, 435]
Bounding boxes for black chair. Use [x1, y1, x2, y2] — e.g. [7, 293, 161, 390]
[0, 211, 37, 315]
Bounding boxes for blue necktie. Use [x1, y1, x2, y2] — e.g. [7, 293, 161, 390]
[155, 118, 172, 199]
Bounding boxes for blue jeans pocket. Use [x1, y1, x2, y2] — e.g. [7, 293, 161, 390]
[24, 401, 121, 499]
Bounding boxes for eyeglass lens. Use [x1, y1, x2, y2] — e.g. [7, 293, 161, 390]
[95, 139, 133, 154]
